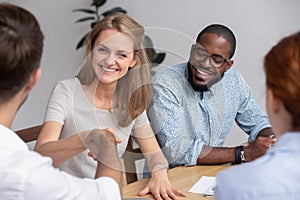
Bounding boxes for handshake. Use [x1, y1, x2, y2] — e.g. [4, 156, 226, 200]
[78, 129, 122, 171]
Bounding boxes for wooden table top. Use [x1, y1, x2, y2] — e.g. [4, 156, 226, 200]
[123, 165, 230, 200]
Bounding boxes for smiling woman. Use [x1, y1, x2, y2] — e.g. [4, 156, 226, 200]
[91, 29, 137, 86]
[34, 12, 185, 200]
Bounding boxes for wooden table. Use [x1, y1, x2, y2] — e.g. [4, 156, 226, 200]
[123, 165, 230, 199]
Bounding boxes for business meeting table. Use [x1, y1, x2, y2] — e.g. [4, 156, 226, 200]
[123, 165, 231, 200]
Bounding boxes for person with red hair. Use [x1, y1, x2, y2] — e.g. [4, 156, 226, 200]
[215, 31, 300, 200]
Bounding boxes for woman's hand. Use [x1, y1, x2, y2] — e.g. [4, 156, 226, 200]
[85, 128, 122, 161]
[138, 168, 186, 200]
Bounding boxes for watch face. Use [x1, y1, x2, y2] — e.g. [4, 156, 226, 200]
[240, 150, 245, 162]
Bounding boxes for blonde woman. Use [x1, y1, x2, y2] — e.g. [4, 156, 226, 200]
[35, 13, 185, 199]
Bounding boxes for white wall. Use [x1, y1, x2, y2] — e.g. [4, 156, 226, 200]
[8, 0, 300, 145]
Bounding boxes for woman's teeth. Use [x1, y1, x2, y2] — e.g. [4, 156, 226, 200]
[102, 66, 116, 72]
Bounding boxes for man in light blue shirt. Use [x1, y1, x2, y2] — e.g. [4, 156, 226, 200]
[148, 24, 275, 168]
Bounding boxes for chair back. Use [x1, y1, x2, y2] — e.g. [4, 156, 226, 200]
[123, 136, 144, 184]
[15, 125, 42, 142]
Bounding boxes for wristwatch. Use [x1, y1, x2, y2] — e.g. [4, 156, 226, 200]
[240, 146, 246, 162]
[235, 145, 245, 164]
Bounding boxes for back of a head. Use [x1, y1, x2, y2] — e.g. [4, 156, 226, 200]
[264, 31, 300, 129]
[0, 3, 44, 103]
[196, 24, 236, 59]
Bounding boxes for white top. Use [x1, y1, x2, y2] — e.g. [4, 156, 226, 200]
[215, 132, 300, 200]
[0, 125, 121, 200]
[45, 78, 149, 178]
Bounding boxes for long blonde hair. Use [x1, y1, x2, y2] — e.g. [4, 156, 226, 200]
[76, 12, 151, 126]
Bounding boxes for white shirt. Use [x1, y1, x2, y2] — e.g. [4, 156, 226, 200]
[0, 125, 121, 200]
[45, 78, 149, 178]
[215, 132, 300, 200]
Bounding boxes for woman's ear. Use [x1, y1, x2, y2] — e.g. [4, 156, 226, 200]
[27, 68, 41, 91]
[129, 51, 138, 68]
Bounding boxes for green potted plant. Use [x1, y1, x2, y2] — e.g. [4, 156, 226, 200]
[73, 0, 126, 50]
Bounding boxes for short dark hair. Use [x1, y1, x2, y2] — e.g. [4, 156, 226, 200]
[196, 24, 236, 59]
[0, 3, 44, 102]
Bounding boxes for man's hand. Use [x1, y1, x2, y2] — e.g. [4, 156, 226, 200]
[244, 135, 277, 162]
[79, 128, 122, 170]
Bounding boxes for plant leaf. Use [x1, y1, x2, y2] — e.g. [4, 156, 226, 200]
[73, 9, 96, 14]
[90, 22, 98, 29]
[75, 16, 95, 23]
[76, 33, 89, 50]
[102, 7, 127, 16]
[91, 0, 106, 7]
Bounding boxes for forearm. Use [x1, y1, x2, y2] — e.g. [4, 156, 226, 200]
[95, 162, 122, 192]
[34, 134, 86, 166]
[145, 150, 169, 173]
[133, 126, 169, 172]
[257, 127, 274, 137]
[197, 145, 236, 165]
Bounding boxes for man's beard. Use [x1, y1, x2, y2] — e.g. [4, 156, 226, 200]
[187, 62, 224, 92]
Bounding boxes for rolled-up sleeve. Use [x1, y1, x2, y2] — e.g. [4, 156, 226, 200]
[234, 72, 270, 142]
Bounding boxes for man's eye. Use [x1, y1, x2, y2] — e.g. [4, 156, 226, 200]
[212, 56, 224, 64]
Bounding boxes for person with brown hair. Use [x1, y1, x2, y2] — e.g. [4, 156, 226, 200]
[215, 31, 300, 199]
[0, 2, 122, 199]
[34, 12, 185, 199]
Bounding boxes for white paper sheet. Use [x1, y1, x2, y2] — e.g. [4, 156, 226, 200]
[189, 176, 216, 196]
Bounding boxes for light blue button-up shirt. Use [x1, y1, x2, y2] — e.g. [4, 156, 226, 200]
[215, 132, 300, 200]
[148, 63, 270, 167]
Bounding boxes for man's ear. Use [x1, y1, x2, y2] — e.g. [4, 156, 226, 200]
[26, 68, 41, 91]
[225, 60, 234, 71]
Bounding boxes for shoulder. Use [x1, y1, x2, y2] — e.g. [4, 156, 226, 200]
[221, 67, 251, 95]
[223, 67, 245, 83]
[154, 63, 186, 80]
[49, 78, 80, 103]
[50, 78, 83, 98]
[54, 78, 78, 91]
[216, 156, 275, 199]
[152, 63, 188, 90]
